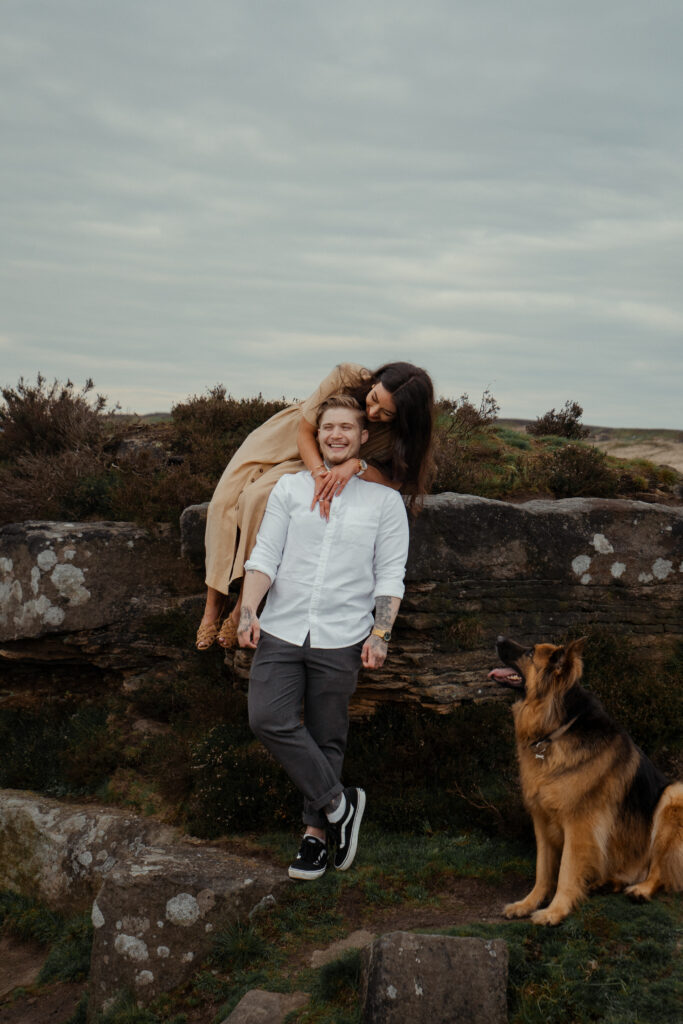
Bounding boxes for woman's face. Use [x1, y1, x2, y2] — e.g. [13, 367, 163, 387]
[366, 382, 397, 423]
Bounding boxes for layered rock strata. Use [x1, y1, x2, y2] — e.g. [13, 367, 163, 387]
[1, 495, 681, 713]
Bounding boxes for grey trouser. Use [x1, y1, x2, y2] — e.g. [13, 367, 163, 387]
[248, 631, 363, 829]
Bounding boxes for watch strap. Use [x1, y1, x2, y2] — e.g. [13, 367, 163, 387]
[371, 627, 391, 643]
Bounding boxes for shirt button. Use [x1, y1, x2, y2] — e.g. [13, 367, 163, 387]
[259, 468, 264, 473]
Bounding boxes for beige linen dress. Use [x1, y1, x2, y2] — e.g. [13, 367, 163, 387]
[204, 363, 395, 593]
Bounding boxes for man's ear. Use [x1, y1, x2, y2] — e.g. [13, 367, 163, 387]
[360, 428, 369, 446]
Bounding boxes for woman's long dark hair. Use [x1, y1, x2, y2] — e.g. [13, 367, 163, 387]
[344, 361, 435, 507]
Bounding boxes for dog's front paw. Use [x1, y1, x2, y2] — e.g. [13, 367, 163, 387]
[530, 906, 568, 926]
[503, 900, 534, 919]
[625, 882, 653, 902]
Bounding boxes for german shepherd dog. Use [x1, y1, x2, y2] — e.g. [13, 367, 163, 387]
[489, 636, 683, 925]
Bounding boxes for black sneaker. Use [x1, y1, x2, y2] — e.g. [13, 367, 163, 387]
[330, 787, 366, 871]
[288, 835, 328, 880]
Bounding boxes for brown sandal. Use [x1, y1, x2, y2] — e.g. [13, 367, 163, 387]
[217, 616, 238, 649]
[196, 617, 223, 650]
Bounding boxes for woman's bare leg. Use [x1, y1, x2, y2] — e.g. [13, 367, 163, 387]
[217, 587, 243, 647]
[196, 586, 227, 649]
[200, 586, 226, 626]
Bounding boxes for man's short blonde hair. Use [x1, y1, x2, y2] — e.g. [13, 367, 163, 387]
[316, 393, 367, 428]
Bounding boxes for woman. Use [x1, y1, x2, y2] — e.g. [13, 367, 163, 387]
[196, 361, 434, 649]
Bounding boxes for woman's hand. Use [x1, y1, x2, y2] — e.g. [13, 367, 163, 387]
[311, 458, 360, 519]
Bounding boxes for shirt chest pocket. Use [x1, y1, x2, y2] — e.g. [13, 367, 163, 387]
[340, 509, 378, 551]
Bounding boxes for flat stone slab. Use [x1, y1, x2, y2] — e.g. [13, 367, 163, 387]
[220, 988, 309, 1023]
[0, 790, 178, 912]
[310, 929, 376, 968]
[361, 931, 508, 1024]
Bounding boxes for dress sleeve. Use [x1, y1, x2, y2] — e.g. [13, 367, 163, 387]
[299, 363, 368, 425]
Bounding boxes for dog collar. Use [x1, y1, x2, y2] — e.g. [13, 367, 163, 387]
[530, 715, 580, 760]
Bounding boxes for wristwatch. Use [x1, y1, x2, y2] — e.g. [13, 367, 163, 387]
[356, 458, 368, 477]
[371, 627, 391, 643]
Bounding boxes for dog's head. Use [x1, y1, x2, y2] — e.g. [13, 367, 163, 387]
[489, 635, 587, 700]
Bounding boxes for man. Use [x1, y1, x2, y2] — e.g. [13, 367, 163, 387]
[237, 394, 409, 880]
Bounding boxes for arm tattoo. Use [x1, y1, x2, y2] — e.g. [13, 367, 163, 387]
[374, 596, 393, 630]
[238, 607, 256, 632]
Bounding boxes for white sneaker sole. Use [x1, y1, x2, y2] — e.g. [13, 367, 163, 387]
[288, 863, 327, 880]
[335, 788, 366, 871]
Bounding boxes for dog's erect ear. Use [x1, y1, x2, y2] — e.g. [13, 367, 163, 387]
[548, 646, 564, 668]
[566, 636, 587, 659]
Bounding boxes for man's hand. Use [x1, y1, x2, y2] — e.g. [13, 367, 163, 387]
[311, 459, 359, 519]
[361, 634, 388, 669]
[237, 606, 260, 649]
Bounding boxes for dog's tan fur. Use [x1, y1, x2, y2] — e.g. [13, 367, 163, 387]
[497, 637, 683, 925]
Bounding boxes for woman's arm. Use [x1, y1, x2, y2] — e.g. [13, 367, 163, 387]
[360, 464, 402, 490]
[315, 460, 401, 503]
[297, 417, 326, 474]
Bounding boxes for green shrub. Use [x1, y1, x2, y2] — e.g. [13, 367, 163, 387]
[170, 387, 288, 482]
[545, 443, 619, 498]
[581, 633, 683, 775]
[0, 374, 113, 458]
[0, 891, 62, 944]
[185, 725, 301, 837]
[38, 913, 93, 983]
[527, 400, 590, 440]
[0, 703, 118, 795]
[344, 702, 522, 837]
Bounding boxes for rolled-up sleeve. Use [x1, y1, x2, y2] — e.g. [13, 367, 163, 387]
[373, 492, 409, 600]
[243, 477, 291, 582]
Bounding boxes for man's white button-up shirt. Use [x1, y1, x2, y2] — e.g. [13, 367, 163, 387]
[244, 471, 409, 649]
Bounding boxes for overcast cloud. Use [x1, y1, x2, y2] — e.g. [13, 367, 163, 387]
[2, 1, 682, 426]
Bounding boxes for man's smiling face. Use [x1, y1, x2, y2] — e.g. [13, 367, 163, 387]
[317, 407, 369, 466]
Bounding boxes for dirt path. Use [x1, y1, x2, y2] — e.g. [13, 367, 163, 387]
[592, 438, 683, 473]
[0, 876, 524, 1024]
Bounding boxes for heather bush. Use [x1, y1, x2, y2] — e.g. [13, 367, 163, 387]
[170, 386, 287, 480]
[545, 443, 619, 498]
[0, 376, 679, 523]
[432, 390, 506, 494]
[0, 374, 114, 458]
[435, 388, 499, 442]
[527, 399, 590, 440]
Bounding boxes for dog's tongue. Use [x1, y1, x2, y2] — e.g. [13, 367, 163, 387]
[488, 667, 519, 682]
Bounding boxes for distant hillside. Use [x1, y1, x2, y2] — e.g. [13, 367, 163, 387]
[497, 419, 683, 443]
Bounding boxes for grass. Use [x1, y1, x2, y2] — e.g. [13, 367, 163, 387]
[445, 895, 683, 1024]
[0, 891, 93, 985]
[3, 833, 681, 1024]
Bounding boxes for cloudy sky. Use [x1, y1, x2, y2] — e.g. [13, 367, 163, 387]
[2, 1, 682, 426]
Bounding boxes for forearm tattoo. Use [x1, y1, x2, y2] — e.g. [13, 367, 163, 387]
[374, 595, 394, 631]
[238, 606, 256, 633]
